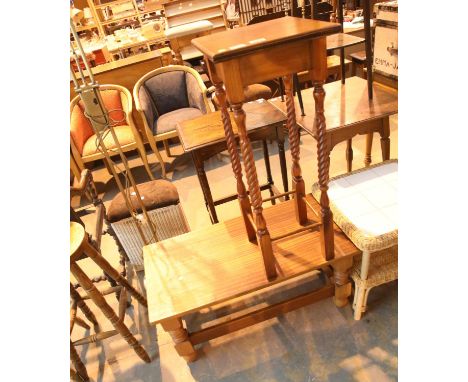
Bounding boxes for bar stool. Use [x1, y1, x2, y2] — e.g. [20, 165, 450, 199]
[70, 221, 151, 370]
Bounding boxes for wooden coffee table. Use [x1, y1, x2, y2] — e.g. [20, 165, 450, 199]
[177, 100, 289, 224]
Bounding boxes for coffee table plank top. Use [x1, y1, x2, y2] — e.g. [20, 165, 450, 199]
[192, 16, 340, 62]
[326, 33, 365, 50]
[176, 100, 286, 152]
[144, 194, 360, 324]
[269, 76, 398, 136]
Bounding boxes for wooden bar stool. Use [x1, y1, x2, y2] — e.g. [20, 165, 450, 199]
[70, 222, 151, 366]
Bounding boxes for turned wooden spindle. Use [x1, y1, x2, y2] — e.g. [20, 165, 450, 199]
[282, 74, 307, 225]
[71, 262, 151, 363]
[81, 236, 148, 308]
[207, 59, 256, 241]
[70, 283, 98, 326]
[71, 339, 89, 381]
[313, 81, 335, 261]
[231, 102, 277, 280]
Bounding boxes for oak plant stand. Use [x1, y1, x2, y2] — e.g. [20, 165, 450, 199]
[144, 17, 361, 362]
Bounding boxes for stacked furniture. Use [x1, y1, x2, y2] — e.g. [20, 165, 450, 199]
[143, 17, 364, 362]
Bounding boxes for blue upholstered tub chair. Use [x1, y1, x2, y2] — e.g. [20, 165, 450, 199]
[133, 65, 214, 178]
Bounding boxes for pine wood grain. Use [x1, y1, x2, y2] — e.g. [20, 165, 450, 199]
[144, 195, 360, 324]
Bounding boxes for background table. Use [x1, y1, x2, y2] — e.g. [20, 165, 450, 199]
[270, 76, 398, 170]
[177, 100, 288, 224]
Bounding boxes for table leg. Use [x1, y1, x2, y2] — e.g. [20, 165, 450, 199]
[364, 133, 373, 167]
[283, 74, 307, 225]
[192, 152, 218, 223]
[331, 256, 353, 307]
[346, 139, 353, 172]
[261, 140, 275, 205]
[304, 36, 333, 258]
[380, 117, 391, 161]
[232, 101, 277, 280]
[206, 58, 256, 241]
[276, 126, 289, 200]
[161, 317, 197, 362]
[70, 262, 151, 363]
[293, 73, 305, 116]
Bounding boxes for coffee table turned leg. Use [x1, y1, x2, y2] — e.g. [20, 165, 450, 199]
[331, 257, 354, 307]
[283, 74, 307, 225]
[161, 318, 197, 362]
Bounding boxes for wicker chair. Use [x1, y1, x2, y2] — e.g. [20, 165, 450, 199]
[312, 160, 398, 320]
[133, 65, 214, 178]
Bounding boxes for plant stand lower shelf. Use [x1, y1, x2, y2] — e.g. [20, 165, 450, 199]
[143, 194, 360, 362]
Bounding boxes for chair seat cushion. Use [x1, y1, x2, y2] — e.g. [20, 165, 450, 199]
[107, 179, 180, 223]
[155, 107, 203, 135]
[311, 160, 398, 252]
[243, 84, 272, 102]
[82, 125, 135, 157]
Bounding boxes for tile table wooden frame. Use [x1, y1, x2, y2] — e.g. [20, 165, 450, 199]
[270, 76, 398, 171]
[143, 17, 367, 362]
[176, 100, 289, 224]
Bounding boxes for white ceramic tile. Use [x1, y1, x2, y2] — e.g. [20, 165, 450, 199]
[361, 185, 397, 209]
[333, 193, 376, 219]
[351, 210, 396, 236]
[327, 177, 358, 199]
[372, 162, 398, 177]
[388, 178, 398, 191]
[381, 204, 398, 225]
[343, 169, 385, 191]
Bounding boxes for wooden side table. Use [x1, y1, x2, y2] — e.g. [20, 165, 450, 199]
[269, 76, 398, 171]
[177, 100, 289, 224]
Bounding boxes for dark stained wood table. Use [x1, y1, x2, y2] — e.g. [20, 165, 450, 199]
[270, 76, 398, 170]
[326, 33, 365, 50]
[177, 100, 289, 224]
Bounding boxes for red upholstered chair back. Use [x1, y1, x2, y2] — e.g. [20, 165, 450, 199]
[70, 90, 126, 155]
